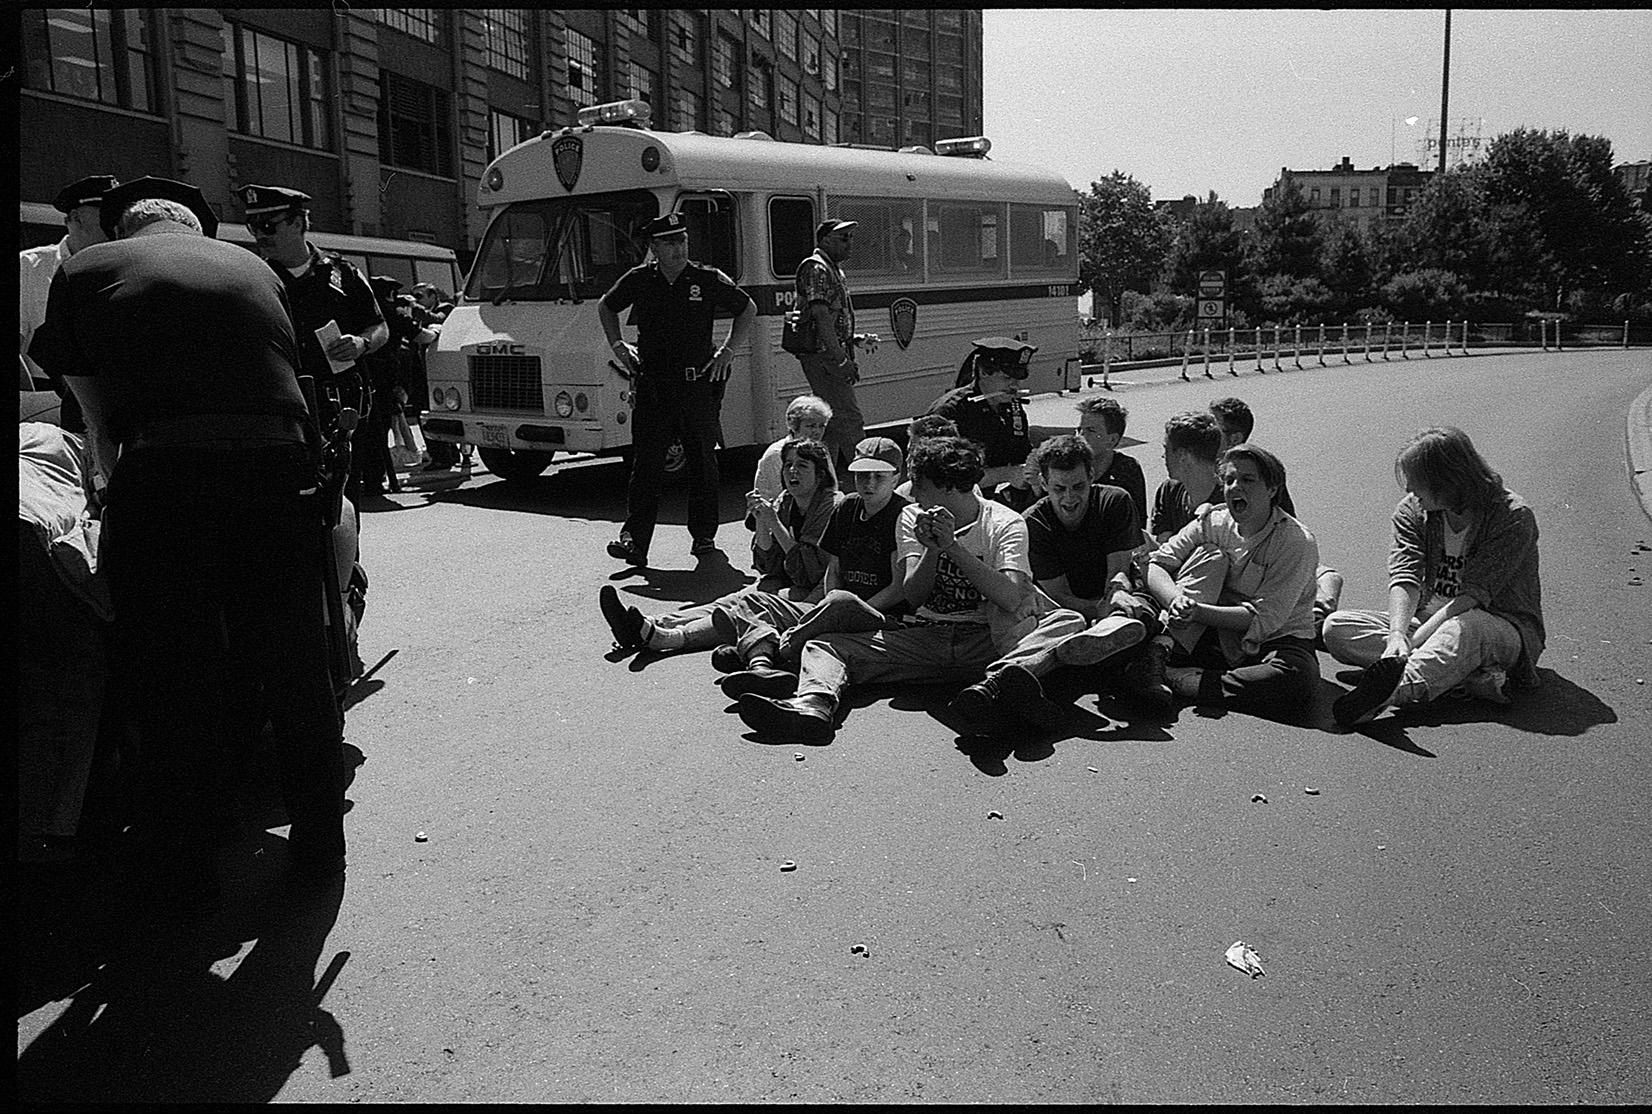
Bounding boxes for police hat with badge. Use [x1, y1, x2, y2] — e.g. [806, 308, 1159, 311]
[98, 176, 220, 239]
[954, 336, 1037, 388]
[240, 184, 311, 223]
[54, 174, 120, 215]
[644, 212, 689, 240]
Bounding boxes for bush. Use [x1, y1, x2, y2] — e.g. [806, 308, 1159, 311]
[1379, 269, 1468, 319]
[1256, 274, 1334, 324]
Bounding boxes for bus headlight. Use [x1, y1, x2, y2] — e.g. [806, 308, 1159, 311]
[574, 392, 590, 413]
[554, 391, 574, 418]
[443, 388, 461, 411]
[431, 386, 445, 409]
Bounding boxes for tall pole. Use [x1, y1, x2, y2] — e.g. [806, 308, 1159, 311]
[1438, 9, 1452, 175]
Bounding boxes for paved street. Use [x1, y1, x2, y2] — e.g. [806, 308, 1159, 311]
[17, 348, 1652, 1103]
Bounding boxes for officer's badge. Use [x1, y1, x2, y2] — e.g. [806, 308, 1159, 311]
[689, 284, 702, 301]
[890, 297, 918, 350]
[552, 135, 584, 192]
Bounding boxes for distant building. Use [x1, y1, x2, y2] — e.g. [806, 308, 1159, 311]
[1153, 195, 1199, 221]
[1263, 157, 1433, 233]
[837, 10, 984, 149]
[1617, 160, 1651, 212]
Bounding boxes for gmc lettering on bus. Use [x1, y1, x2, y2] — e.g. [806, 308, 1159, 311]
[471, 343, 529, 356]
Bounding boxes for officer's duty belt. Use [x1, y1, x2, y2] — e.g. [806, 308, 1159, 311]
[125, 413, 309, 451]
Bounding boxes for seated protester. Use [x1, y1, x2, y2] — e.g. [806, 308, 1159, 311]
[753, 394, 833, 505]
[1323, 427, 1543, 727]
[1075, 396, 1148, 534]
[714, 437, 912, 699]
[893, 413, 961, 501]
[599, 439, 839, 655]
[1152, 412, 1224, 543]
[737, 436, 1034, 744]
[990, 458, 1046, 515]
[927, 337, 1055, 501]
[1144, 443, 1321, 717]
[946, 435, 1149, 733]
[1207, 395, 1345, 626]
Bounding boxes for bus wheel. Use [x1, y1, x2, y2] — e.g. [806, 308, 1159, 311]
[478, 447, 556, 483]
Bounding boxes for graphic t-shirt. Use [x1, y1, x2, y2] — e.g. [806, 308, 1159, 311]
[821, 492, 911, 601]
[1432, 517, 1469, 599]
[1024, 484, 1140, 599]
[897, 498, 1031, 624]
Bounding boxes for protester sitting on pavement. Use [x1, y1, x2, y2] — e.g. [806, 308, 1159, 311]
[736, 436, 1034, 744]
[714, 436, 912, 700]
[753, 394, 832, 504]
[1152, 412, 1225, 543]
[1322, 426, 1544, 727]
[1207, 395, 1345, 627]
[927, 337, 1054, 500]
[1075, 396, 1148, 533]
[599, 439, 839, 657]
[893, 414, 960, 501]
[945, 435, 1149, 734]
[1144, 443, 1321, 716]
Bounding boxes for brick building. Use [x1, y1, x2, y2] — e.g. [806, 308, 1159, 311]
[1262, 157, 1434, 233]
[836, 10, 984, 150]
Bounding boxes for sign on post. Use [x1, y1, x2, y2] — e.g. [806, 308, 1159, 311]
[1196, 269, 1226, 326]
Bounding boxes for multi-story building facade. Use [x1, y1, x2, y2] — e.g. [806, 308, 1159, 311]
[19, 8, 981, 263]
[836, 10, 984, 150]
[1262, 157, 1434, 233]
[1616, 160, 1651, 212]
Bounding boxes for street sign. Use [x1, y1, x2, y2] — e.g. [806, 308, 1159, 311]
[1197, 299, 1225, 321]
[1197, 269, 1226, 298]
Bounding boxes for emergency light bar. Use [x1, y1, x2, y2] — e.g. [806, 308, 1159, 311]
[577, 99, 652, 128]
[934, 136, 992, 158]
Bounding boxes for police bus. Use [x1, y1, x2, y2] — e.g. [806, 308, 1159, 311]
[422, 98, 1081, 482]
[20, 200, 462, 294]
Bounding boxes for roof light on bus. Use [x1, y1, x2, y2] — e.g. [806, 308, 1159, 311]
[897, 145, 935, 156]
[576, 99, 652, 128]
[934, 136, 993, 158]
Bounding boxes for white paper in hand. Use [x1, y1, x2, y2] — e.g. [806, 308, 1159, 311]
[314, 319, 355, 375]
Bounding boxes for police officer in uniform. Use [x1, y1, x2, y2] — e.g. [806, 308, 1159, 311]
[241, 184, 387, 514]
[926, 337, 1049, 500]
[30, 176, 346, 904]
[598, 212, 757, 566]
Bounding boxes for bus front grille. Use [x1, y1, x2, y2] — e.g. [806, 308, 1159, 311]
[469, 354, 545, 412]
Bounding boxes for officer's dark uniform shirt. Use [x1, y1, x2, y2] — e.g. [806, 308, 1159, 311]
[600, 259, 753, 376]
[30, 233, 308, 445]
[271, 242, 384, 381]
[927, 385, 1031, 468]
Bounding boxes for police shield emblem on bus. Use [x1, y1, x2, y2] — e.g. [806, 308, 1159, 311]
[552, 135, 583, 192]
[890, 297, 918, 350]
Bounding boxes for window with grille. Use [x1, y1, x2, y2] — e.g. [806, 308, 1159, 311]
[673, 87, 703, 132]
[934, 202, 1004, 276]
[23, 7, 156, 113]
[565, 29, 603, 100]
[750, 10, 772, 38]
[748, 60, 770, 111]
[777, 75, 799, 126]
[713, 32, 739, 90]
[482, 10, 530, 80]
[822, 50, 837, 91]
[821, 10, 837, 37]
[802, 93, 820, 140]
[775, 11, 798, 60]
[378, 70, 453, 177]
[487, 108, 533, 163]
[670, 12, 699, 70]
[222, 23, 331, 149]
[379, 9, 446, 46]
[824, 108, 838, 144]
[625, 61, 655, 108]
[802, 33, 820, 76]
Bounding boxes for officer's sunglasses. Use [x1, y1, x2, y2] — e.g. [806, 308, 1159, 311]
[248, 214, 295, 235]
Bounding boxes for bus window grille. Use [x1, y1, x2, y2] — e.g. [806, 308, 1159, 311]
[469, 354, 545, 412]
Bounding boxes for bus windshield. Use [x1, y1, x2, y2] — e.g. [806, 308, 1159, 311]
[464, 189, 657, 303]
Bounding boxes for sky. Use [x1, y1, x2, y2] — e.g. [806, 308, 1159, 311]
[982, 9, 1652, 206]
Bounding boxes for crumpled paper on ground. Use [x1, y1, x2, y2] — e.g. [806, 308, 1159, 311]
[1225, 940, 1266, 978]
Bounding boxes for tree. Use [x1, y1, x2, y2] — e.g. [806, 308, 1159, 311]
[1076, 172, 1169, 326]
[1318, 223, 1374, 316]
[1247, 176, 1323, 280]
[1379, 268, 1468, 320]
[1165, 191, 1244, 295]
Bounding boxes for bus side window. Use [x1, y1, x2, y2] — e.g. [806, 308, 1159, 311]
[366, 255, 415, 288]
[768, 196, 815, 279]
[836, 197, 921, 279]
[678, 195, 739, 280]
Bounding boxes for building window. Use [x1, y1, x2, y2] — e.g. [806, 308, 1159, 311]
[802, 92, 821, 140]
[866, 115, 896, 146]
[904, 89, 930, 115]
[777, 74, 799, 126]
[935, 10, 962, 32]
[906, 58, 931, 89]
[903, 25, 932, 59]
[713, 103, 738, 138]
[378, 70, 453, 177]
[865, 83, 895, 113]
[713, 32, 740, 90]
[625, 61, 655, 109]
[673, 87, 703, 132]
[775, 10, 798, 60]
[379, 9, 447, 47]
[1330, 187, 1341, 207]
[748, 60, 770, 112]
[750, 10, 772, 39]
[222, 23, 332, 149]
[565, 29, 603, 101]
[487, 108, 533, 163]
[23, 7, 156, 113]
[1347, 186, 1360, 208]
[824, 108, 839, 144]
[670, 12, 700, 70]
[864, 16, 897, 51]
[904, 120, 931, 148]
[1309, 187, 1321, 205]
[619, 10, 660, 44]
[802, 33, 820, 77]
[822, 50, 838, 92]
[821, 10, 838, 38]
[482, 10, 530, 81]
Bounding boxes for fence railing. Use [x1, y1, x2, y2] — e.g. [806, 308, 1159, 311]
[1080, 319, 1649, 386]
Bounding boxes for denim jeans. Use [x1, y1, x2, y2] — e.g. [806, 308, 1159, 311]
[1322, 603, 1522, 700]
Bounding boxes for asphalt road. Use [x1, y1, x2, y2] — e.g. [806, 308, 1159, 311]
[17, 348, 1652, 1103]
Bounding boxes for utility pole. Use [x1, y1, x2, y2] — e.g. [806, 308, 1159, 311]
[1438, 9, 1452, 175]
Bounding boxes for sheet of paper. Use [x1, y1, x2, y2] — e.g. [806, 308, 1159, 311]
[314, 319, 355, 375]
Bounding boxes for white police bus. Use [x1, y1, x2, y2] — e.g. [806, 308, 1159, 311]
[422, 99, 1081, 482]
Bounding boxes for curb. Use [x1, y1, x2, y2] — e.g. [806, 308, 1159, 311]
[1628, 381, 1652, 524]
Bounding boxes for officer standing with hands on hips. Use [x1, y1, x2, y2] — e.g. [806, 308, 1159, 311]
[599, 212, 756, 567]
[927, 336, 1051, 500]
[242, 184, 387, 517]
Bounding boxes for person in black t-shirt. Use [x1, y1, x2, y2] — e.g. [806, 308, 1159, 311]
[599, 212, 756, 565]
[1151, 411, 1225, 543]
[1074, 395, 1148, 533]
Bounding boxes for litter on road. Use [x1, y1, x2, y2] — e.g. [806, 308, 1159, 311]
[780, 860, 797, 872]
[414, 831, 428, 842]
[1225, 940, 1267, 978]
[987, 810, 1004, 820]
[1251, 794, 1267, 803]
[1305, 786, 1321, 795]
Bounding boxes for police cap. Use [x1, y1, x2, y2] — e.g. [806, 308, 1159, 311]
[369, 274, 404, 297]
[970, 336, 1037, 380]
[54, 175, 121, 214]
[240, 184, 311, 219]
[644, 212, 689, 239]
[815, 218, 859, 241]
[98, 176, 220, 239]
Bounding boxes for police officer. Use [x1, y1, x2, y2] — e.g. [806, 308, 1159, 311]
[241, 184, 387, 513]
[598, 212, 757, 566]
[356, 275, 431, 496]
[926, 337, 1045, 499]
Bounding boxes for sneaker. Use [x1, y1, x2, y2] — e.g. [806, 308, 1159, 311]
[1121, 639, 1174, 710]
[690, 537, 719, 557]
[738, 694, 835, 744]
[1055, 616, 1146, 667]
[1333, 655, 1407, 727]
[599, 585, 647, 651]
[606, 536, 648, 566]
[991, 664, 1068, 728]
[719, 663, 798, 699]
[946, 673, 1005, 733]
[710, 644, 744, 673]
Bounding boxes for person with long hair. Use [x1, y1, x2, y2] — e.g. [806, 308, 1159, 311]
[1323, 427, 1544, 727]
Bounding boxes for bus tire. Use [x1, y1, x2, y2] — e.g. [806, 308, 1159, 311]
[478, 447, 556, 483]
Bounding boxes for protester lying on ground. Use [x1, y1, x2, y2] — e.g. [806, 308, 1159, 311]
[1144, 443, 1321, 717]
[713, 436, 912, 700]
[945, 434, 1151, 734]
[753, 394, 833, 505]
[736, 435, 1033, 744]
[599, 438, 840, 656]
[1322, 426, 1544, 727]
[1074, 395, 1148, 534]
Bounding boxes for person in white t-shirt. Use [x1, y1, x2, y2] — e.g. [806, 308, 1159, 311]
[738, 436, 1034, 744]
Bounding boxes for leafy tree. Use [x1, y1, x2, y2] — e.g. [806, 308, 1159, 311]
[1076, 172, 1169, 326]
[1255, 274, 1334, 324]
[1247, 176, 1323, 280]
[1380, 268, 1468, 320]
[1318, 223, 1374, 316]
[1165, 192, 1245, 295]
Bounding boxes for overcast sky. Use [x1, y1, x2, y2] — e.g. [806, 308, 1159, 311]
[981, 8, 1652, 206]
